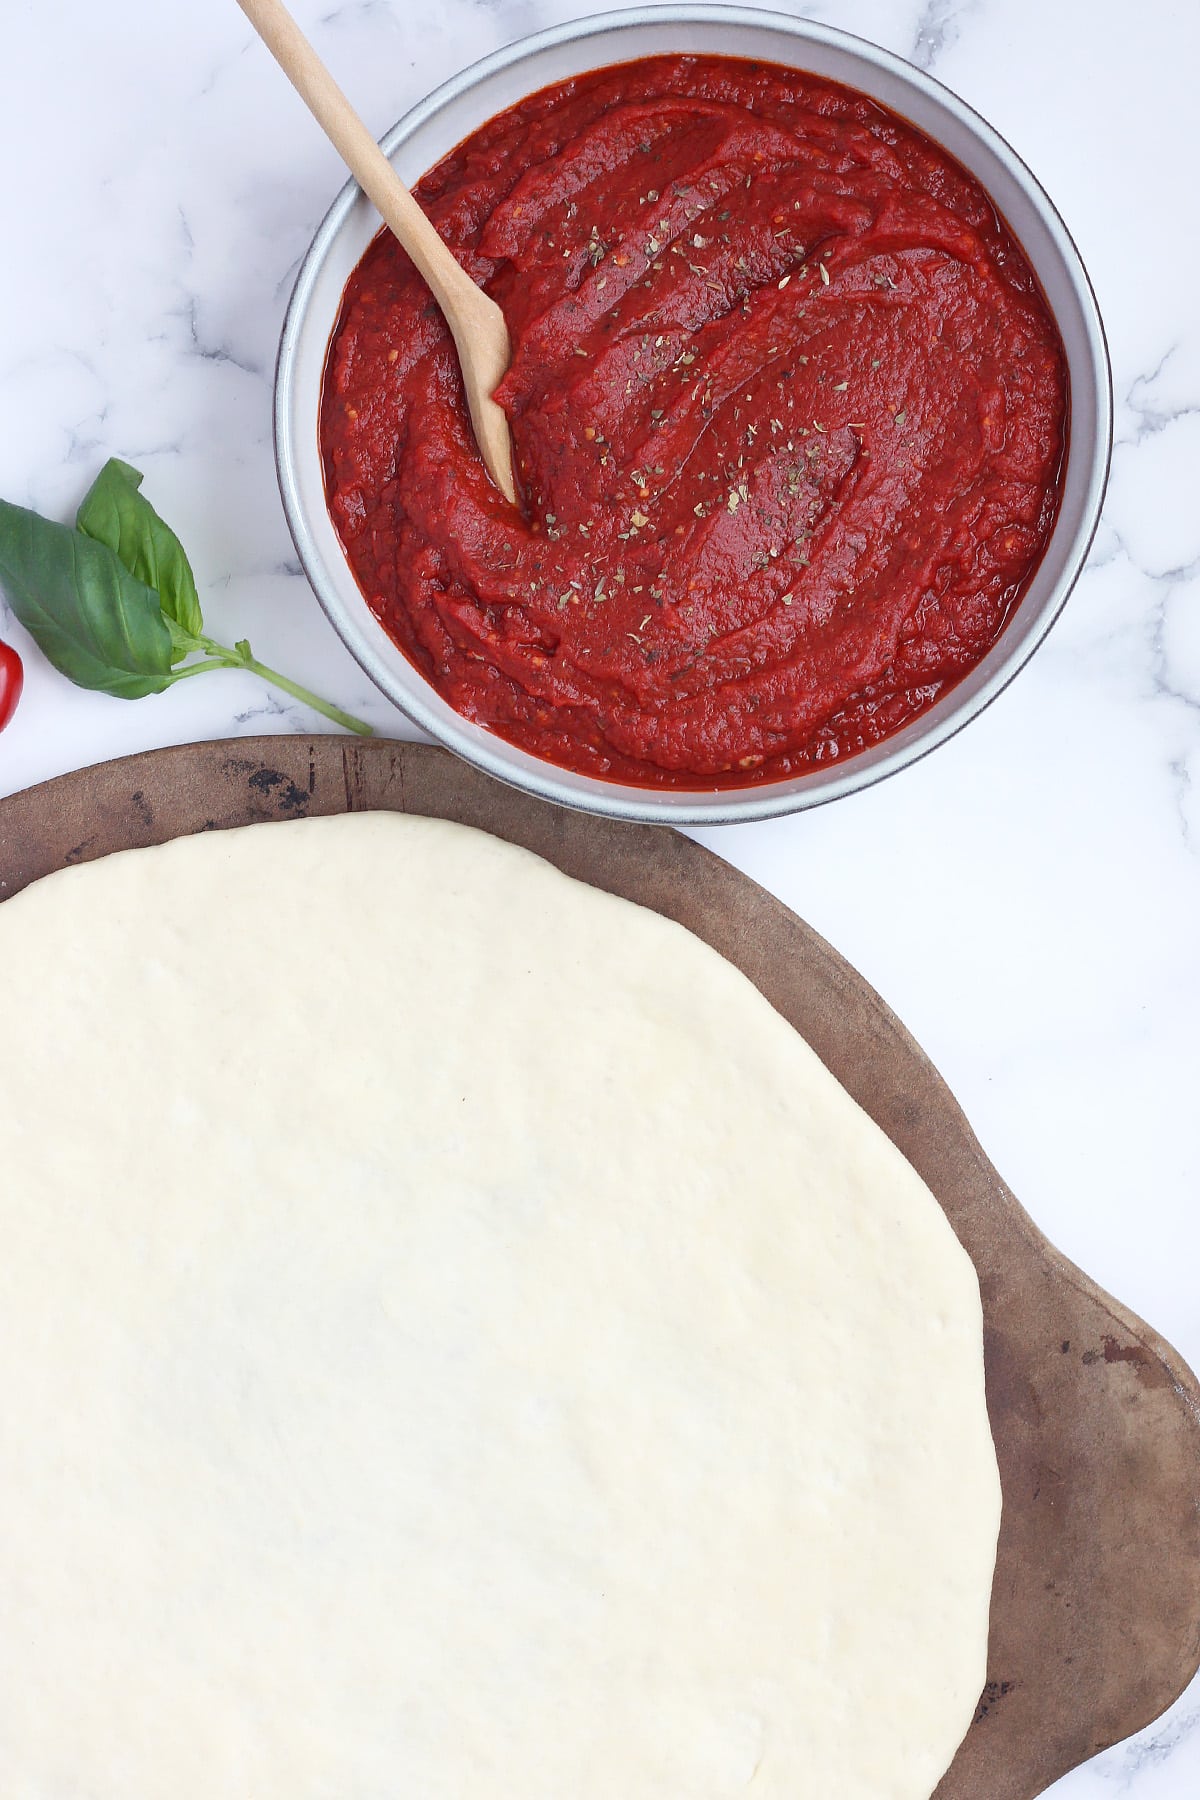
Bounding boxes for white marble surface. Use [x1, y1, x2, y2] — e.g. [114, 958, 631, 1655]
[1, 0, 1198, 1790]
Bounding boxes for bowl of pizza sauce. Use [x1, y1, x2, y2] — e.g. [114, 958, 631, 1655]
[276, 6, 1111, 824]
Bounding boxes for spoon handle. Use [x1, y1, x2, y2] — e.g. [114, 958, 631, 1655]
[235, 0, 470, 318]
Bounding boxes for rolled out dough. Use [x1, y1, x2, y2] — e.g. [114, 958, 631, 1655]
[0, 813, 1000, 1798]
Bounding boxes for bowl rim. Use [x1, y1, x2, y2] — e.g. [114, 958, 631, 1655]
[275, 2, 1113, 825]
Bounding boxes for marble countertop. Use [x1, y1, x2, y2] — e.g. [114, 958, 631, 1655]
[2, 0, 1197, 1790]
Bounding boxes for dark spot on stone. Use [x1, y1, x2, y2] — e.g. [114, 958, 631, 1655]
[1101, 1335, 1171, 1389]
[129, 789, 154, 829]
[1077, 1338, 1168, 1386]
[64, 835, 97, 865]
[247, 767, 310, 815]
[973, 1678, 1015, 1723]
[1061, 1340, 1070, 1354]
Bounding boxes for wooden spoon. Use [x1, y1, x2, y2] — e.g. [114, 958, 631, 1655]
[236, 0, 517, 504]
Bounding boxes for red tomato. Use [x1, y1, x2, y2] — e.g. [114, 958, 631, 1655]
[0, 638, 23, 732]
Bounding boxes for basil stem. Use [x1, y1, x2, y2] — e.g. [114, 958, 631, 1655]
[167, 634, 373, 737]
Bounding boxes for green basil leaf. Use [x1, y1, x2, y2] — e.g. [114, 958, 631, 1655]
[76, 458, 204, 639]
[0, 500, 175, 699]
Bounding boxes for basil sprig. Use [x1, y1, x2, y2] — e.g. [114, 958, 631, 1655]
[0, 460, 372, 735]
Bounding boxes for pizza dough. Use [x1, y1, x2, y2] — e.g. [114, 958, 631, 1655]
[0, 813, 1000, 1798]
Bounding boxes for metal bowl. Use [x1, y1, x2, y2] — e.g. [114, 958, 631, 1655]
[276, 4, 1111, 825]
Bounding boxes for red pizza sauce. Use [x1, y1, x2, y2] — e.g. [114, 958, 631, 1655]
[321, 55, 1067, 787]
